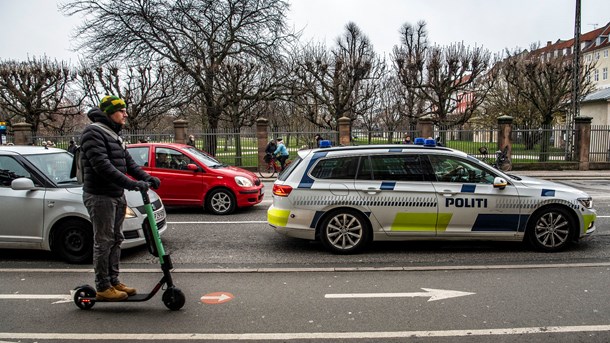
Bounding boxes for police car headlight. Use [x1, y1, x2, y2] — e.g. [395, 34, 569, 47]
[125, 207, 138, 219]
[235, 176, 253, 188]
[578, 197, 593, 209]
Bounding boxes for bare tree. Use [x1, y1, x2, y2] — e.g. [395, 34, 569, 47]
[76, 62, 191, 130]
[291, 22, 385, 132]
[62, 0, 294, 155]
[0, 57, 82, 135]
[501, 49, 595, 160]
[394, 21, 496, 129]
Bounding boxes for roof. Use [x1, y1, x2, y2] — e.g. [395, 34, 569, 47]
[582, 87, 610, 103]
[0, 146, 67, 155]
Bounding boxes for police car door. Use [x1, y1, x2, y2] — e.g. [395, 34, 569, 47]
[355, 152, 438, 237]
[427, 154, 521, 236]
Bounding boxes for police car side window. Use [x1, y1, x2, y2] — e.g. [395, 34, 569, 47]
[428, 155, 494, 184]
[365, 155, 425, 182]
[310, 156, 359, 179]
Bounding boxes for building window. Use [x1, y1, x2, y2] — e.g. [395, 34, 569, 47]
[605, 49, 609, 58]
[596, 52, 600, 60]
[594, 69, 599, 81]
[604, 67, 608, 80]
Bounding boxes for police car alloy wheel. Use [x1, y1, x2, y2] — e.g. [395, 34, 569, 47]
[319, 209, 370, 254]
[527, 206, 575, 252]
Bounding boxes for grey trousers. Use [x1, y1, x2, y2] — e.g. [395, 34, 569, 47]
[83, 192, 126, 292]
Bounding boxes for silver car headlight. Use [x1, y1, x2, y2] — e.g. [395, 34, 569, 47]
[125, 206, 138, 219]
[235, 176, 254, 188]
[578, 197, 593, 209]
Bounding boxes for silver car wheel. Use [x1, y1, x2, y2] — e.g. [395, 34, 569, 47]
[529, 209, 573, 251]
[322, 212, 366, 253]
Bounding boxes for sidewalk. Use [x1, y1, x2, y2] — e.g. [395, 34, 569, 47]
[507, 169, 610, 179]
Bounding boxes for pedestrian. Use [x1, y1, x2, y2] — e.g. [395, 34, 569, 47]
[273, 138, 289, 170]
[186, 134, 196, 147]
[264, 138, 277, 163]
[314, 134, 323, 147]
[435, 136, 443, 147]
[402, 134, 412, 144]
[80, 95, 161, 301]
[67, 140, 78, 154]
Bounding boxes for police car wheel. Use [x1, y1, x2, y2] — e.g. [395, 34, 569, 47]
[319, 210, 370, 254]
[527, 206, 574, 252]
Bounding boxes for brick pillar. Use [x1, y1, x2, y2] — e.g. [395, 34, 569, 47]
[416, 116, 434, 139]
[338, 116, 351, 146]
[173, 119, 188, 144]
[497, 115, 513, 159]
[12, 122, 33, 145]
[257, 118, 269, 167]
[575, 116, 592, 171]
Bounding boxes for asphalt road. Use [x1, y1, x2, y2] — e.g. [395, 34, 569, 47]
[1, 179, 610, 342]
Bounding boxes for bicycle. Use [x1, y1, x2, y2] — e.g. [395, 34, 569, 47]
[478, 145, 512, 172]
[259, 154, 291, 178]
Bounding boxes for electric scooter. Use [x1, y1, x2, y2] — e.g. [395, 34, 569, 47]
[73, 187, 185, 311]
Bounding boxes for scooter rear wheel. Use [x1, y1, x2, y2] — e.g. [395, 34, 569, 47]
[74, 285, 96, 310]
[162, 287, 185, 311]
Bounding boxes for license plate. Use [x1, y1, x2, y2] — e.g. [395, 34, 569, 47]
[260, 187, 265, 195]
[154, 208, 166, 222]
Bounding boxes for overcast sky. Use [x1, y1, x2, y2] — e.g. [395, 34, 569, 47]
[1, 0, 609, 63]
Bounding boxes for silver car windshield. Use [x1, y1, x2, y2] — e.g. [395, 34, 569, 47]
[184, 147, 225, 168]
[25, 152, 75, 184]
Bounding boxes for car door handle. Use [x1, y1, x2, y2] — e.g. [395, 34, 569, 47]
[439, 190, 458, 196]
[363, 188, 381, 194]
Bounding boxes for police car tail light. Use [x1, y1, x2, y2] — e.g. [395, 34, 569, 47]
[273, 184, 293, 197]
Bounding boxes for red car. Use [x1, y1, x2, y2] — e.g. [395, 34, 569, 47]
[126, 143, 264, 214]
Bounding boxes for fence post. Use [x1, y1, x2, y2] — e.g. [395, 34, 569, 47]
[338, 117, 351, 146]
[497, 115, 513, 159]
[12, 123, 33, 145]
[257, 118, 269, 168]
[173, 119, 188, 144]
[575, 116, 592, 171]
[416, 116, 434, 139]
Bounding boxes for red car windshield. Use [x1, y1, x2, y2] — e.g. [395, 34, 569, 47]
[184, 147, 225, 168]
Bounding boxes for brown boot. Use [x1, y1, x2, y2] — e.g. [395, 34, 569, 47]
[113, 283, 137, 296]
[96, 287, 128, 301]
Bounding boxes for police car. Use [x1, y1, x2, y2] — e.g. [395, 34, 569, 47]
[267, 139, 596, 254]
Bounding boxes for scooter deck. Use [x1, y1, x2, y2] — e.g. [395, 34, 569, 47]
[89, 293, 155, 303]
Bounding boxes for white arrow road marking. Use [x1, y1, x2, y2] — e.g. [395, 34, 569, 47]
[325, 288, 475, 302]
[0, 294, 72, 304]
[200, 293, 232, 302]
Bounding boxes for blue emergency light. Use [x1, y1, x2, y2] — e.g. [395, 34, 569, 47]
[319, 140, 332, 148]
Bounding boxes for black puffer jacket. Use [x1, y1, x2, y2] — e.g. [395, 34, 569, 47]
[80, 108, 151, 197]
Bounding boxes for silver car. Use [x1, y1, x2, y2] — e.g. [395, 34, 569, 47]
[0, 146, 168, 263]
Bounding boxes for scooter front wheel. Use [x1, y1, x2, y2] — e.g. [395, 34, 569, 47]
[162, 287, 185, 311]
[74, 285, 96, 310]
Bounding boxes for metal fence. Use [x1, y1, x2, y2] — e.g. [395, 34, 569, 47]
[13, 124, 610, 168]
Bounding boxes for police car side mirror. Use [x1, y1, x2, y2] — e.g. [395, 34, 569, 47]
[493, 177, 508, 189]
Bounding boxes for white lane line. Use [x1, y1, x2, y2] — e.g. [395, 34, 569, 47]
[0, 294, 69, 300]
[167, 221, 267, 224]
[2, 325, 610, 340]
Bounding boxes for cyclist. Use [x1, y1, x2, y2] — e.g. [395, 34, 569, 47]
[273, 138, 289, 171]
[264, 138, 277, 164]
